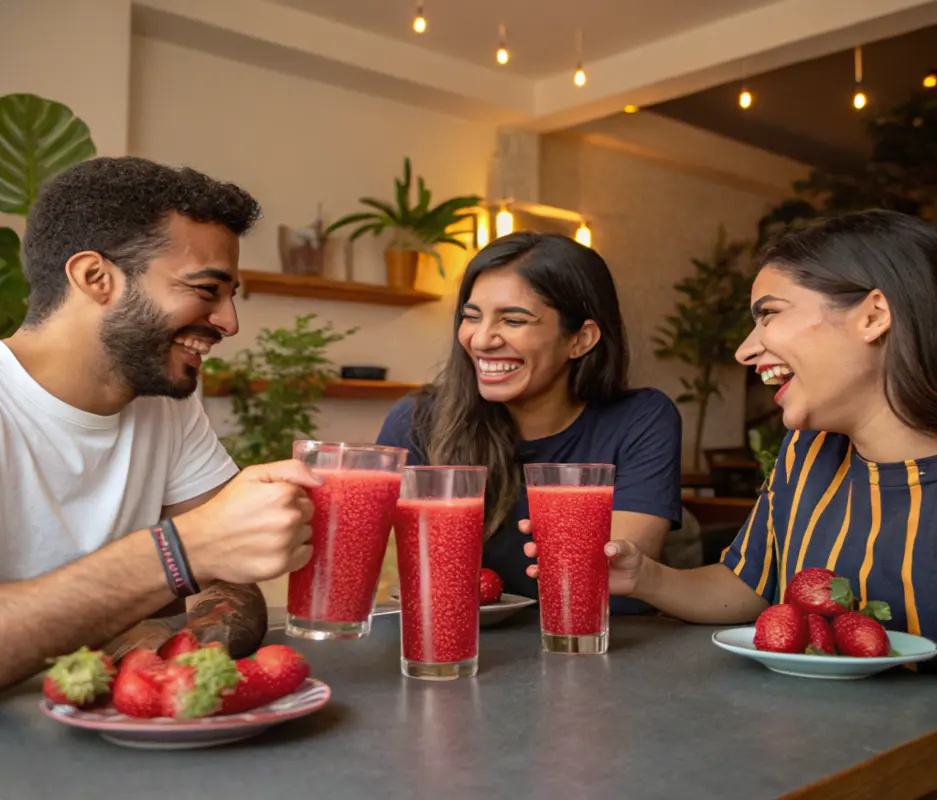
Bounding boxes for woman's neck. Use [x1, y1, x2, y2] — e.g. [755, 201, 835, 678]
[847, 402, 937, 463]
[507, 388, 586, 441]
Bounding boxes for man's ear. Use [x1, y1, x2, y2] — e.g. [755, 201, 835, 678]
[65, 251, 124, 308]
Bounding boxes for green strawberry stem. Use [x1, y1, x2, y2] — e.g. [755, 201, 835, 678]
[828, 577, 855, 610]
[174, 648, 242, 718]
[859, 600, 893, 622]
[46, 646, 114, 704]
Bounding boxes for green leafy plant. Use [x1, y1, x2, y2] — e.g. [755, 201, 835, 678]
[748, 415, 787, 480]
[654, 227, 755, 472]
[757, 89, 937, 246]
[201, 315, 355, 468]
[324, 157, 481, 277]
[0, 93, 96, 337]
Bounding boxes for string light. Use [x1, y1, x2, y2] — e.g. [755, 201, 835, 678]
[738, 88, 753, 110]
[623, 104, 639, 114]
[574, 222, 592, 248]
[495, 205, 514, 237]
[573, 29, 586, 87]
[924, 70, 937, 89]
[496, 23, 509, 65]
[475, 212, 490, 250]
[853, 45, 867, 110]
[412, 2, 426, 33]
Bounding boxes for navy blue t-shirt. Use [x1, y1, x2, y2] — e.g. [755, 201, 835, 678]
[376, 388, 683, 610]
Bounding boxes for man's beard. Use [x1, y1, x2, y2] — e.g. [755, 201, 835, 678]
[100, 282, 216, 399]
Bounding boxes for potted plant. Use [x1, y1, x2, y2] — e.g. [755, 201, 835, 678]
[325, 157, 481, 288]
[653, 226, 755, 473]
[0, 93, 96, 337]
[201, 314, 355, 468]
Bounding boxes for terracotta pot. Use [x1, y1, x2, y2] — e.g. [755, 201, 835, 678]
[385, 248, 419, 288]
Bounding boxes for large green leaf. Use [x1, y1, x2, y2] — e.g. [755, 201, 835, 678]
[0, 93, 97, 215]
[0, 226, 27, 337]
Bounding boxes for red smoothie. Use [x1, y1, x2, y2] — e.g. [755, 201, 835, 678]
[288, 469, 401, 623]
[528, 485, 613, 636]
[394, 497, 485, 663]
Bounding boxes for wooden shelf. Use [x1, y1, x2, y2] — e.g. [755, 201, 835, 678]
[202, 377, 421, 400]
[240, 271, 442, 307]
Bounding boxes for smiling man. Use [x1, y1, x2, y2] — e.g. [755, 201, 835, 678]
[0, 157, 316, 689]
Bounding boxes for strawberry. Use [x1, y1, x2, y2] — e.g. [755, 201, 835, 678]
[119, 649, 164, 674]
[805, 614, 836, 655]
[42, 646, 115, 708]
[159, 646, 241, 719]
[219, 658, 276, 715]
[113, 666, 165, 718]
[753, 604, 808, 653]
[783, 567, 854, 618]
[253, 645, 310, 698]
[479, 568, 504, 605]
[158, 629, 200, 661]
[833, 604, 892, 658]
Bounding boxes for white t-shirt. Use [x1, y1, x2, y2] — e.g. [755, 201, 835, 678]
[0, 342, 239, 581]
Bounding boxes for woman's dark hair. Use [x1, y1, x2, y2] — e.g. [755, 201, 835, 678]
[21, 156, 261, 325]
[412, 231, 629, 535]
[761, 209, 937, 435]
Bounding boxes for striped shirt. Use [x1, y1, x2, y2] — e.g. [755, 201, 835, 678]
[721, 429, 937, 666]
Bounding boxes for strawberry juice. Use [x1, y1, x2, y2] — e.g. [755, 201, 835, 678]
[287, 469, 402, 639]
[527, 485, 614, 653]
[394, 497, 485, 679]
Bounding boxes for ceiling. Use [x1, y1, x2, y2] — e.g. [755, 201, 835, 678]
[651, 23, 937, 172]
[270, 0, 778, 78]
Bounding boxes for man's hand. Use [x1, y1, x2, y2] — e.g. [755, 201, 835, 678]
[175, 459, 319, 586]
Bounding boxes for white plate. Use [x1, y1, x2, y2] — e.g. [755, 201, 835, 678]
[385, 590, 537, 627]
[40, 678, 331, 749]
[712, 626, 937, 679]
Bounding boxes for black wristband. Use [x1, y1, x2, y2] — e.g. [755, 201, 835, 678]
[151, 518, 201, 598]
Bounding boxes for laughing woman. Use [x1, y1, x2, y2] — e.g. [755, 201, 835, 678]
[377, 232, 686, 608]
[524, 210, 937, 651]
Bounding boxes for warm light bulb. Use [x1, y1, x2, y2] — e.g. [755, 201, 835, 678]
[623, 104, 639, 114]
[574, 67, 587, 87]
[853, 90, 867, 110]
[495, 207, 514, 238]
[924, 72, 937, 89]
[413, 14, 426, 33]
[475, 213, 490, 250]
[574, 222, 592, 248]
[496, 47, 509, 65]
[739, 89, 753, 109]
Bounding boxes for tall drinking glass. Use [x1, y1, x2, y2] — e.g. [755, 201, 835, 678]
[394, 466, 487, 680]
[525, 463, 615, 655]
[287, 441, 407, 640]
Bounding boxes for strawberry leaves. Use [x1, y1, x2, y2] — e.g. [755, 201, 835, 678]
[859, 600, 893, 622]
[828, 576, 855, 610]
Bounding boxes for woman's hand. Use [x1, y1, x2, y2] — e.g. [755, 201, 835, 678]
[519, 518, 647, 596]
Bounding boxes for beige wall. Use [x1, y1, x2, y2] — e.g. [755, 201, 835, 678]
[128, 35, 497, 447]
[539, 132, 788, 467]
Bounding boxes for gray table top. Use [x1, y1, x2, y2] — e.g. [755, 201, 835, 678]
[2, 608, 936, 800]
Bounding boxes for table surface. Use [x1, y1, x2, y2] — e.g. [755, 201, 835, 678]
[3, 608, 937, 800]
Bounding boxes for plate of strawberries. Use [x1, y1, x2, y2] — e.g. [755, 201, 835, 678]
[713, 568, 937, 679]
[385, 568, 537, 627]
[39, 633, 331, 749]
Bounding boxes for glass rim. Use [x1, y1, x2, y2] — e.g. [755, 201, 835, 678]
[293, 440, 409, 455]
[402, 465, 488, 473]
[523, 462, 615, 470]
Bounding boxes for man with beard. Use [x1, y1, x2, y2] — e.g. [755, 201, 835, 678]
[0, 156, 315, 690]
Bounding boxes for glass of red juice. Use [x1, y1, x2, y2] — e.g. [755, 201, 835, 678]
[287, 441, 407, 641]
[393, 466, 487, 680]
[525, 463, 615, 655]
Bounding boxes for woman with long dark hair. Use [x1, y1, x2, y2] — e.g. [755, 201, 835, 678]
[377, 232, 683, 602]
[524, 210, 937, 650]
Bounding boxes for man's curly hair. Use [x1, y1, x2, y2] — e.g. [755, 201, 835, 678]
[21, 156, 262, 325]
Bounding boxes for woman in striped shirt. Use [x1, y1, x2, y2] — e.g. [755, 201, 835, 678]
[525, 209, 937, 654]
